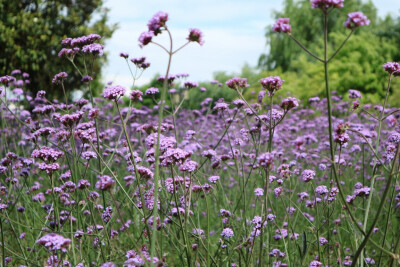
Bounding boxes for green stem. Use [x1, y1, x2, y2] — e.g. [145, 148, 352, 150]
[351, 143, 400, 266]
[151, 27, 174, 263]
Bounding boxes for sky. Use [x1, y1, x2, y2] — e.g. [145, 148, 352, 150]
[102, 0, 400, 88]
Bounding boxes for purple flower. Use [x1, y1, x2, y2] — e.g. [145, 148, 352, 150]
[32, 147, 64, 162]
[383, 62, 400, 75]
[96, 175, 115, 191]
[102, 85, 126, 101]
[344, 12, 370, 29]
[145, 87, 159, 96]
[179, 160, 199, 172]
[301, 169, 315, 182]
[221, 228, 234, 238]
[81, 75, 93, 82]
[280, 97, 299, 111]
[225, 77, 249, 90]
[187, 28, 204, 45]
[130, 90, 143, 102]
[309, 261, 323, 267]
[147, 11, 168, 35]
[184, 81, 199, 89]
[311, 0, 344, 9]
[139, 31, 154, 47]
[272, 18, 291, 33]
[315, 185, 329, 196]
[119, 52, 129, 58]
[38, 162, 60, 174]
[348, 89, 362, 99]
[208, 176, 220, 184]
[258, 152, 274, 170]
[52, 72, 68, 84]
[319, 237, 328, 245]
[82, 151, 97, 160]
[254, 188, 264, 196]
[82, 43, 104, 56]
[36, 233, 71, 252]
[259, 76, 284, 95]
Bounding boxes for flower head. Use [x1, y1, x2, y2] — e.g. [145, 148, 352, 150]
[96, 175, 115, 191]
[52, 72, 68, 84]
[130, 90, 143, 102]
[187, 28, 204, 45]
[139, 31, 154, 47]
[36, 233, 71, 252]
[272, 18, 291, 33]
[344, 12, 370, 29]
[145, 87, 159, 96]
[383, 62, 400, 75]
[226, 77, 250, 90]
[259, 76, 284, 95]
[221, 228, 234, 238]
[119, 52, 129, 59]
[102, 85, 126, 101]
[147, 11, 169, 35]
[348, 89, 362, 99]
[311, 0, 344, 9]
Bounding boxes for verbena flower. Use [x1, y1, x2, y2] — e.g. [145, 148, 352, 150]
[383, 62, 400, 75]
[272, 18, 291, 33]
[225, 77, 249, 90]
[36, 233, 71, 252]
[187, 28, 204, 45]
[344, 12, 370, 29]
[52, 72, 68, 84]
[102, 85, 126, 101]
[139, 31, 154, 47]
[221, 228, 234, 238]
[348, 89, 362, 99]
[119, 52, 129, 58]
[95, 175, 115, 191]
[147, 11, 169, 35]
[311, 0, 344, 9]
[145, 87, 159, 96]
[259, 76, 284, 96]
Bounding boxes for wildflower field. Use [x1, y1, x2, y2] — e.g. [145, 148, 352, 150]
[1, 1, 400, 266]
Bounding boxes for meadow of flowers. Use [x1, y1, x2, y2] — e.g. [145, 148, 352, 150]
[1, 1, 400, 266]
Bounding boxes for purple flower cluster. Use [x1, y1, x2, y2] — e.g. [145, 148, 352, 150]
[187, 28, 205, 45]
[344, 12, 370, 29]
[225, 77, 250, 90]
[272, 18, 291, 33]
[259, 76, 284, 96]
[36, 233, 71, 252]
[311, 0, 344, 9]
[102, 85, 126, 101]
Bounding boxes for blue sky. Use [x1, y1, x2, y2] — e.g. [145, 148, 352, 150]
[102, 0, 400, 88]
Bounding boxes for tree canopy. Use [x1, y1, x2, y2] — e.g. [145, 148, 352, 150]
[256, 0, 400, 105]
[0, 0, 116, 100]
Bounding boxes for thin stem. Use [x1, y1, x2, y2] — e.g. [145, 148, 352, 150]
[351, 143, 400, 266]
[151, 27, 174, 263]
[288, 34, 324, 63]
[0, 218, 5, 267]
[361, 74, 393, 250]
[173, 41, 190, 54]
[327, 30, 354, 63]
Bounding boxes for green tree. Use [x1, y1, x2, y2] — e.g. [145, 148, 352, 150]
[258, 0, 377, 71]
[0, 0, 116, 100]
[257, 0, 400, 104]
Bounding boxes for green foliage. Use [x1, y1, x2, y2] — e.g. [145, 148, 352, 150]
[257, 0, 400, 105]
[0, 0, 116, 100]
